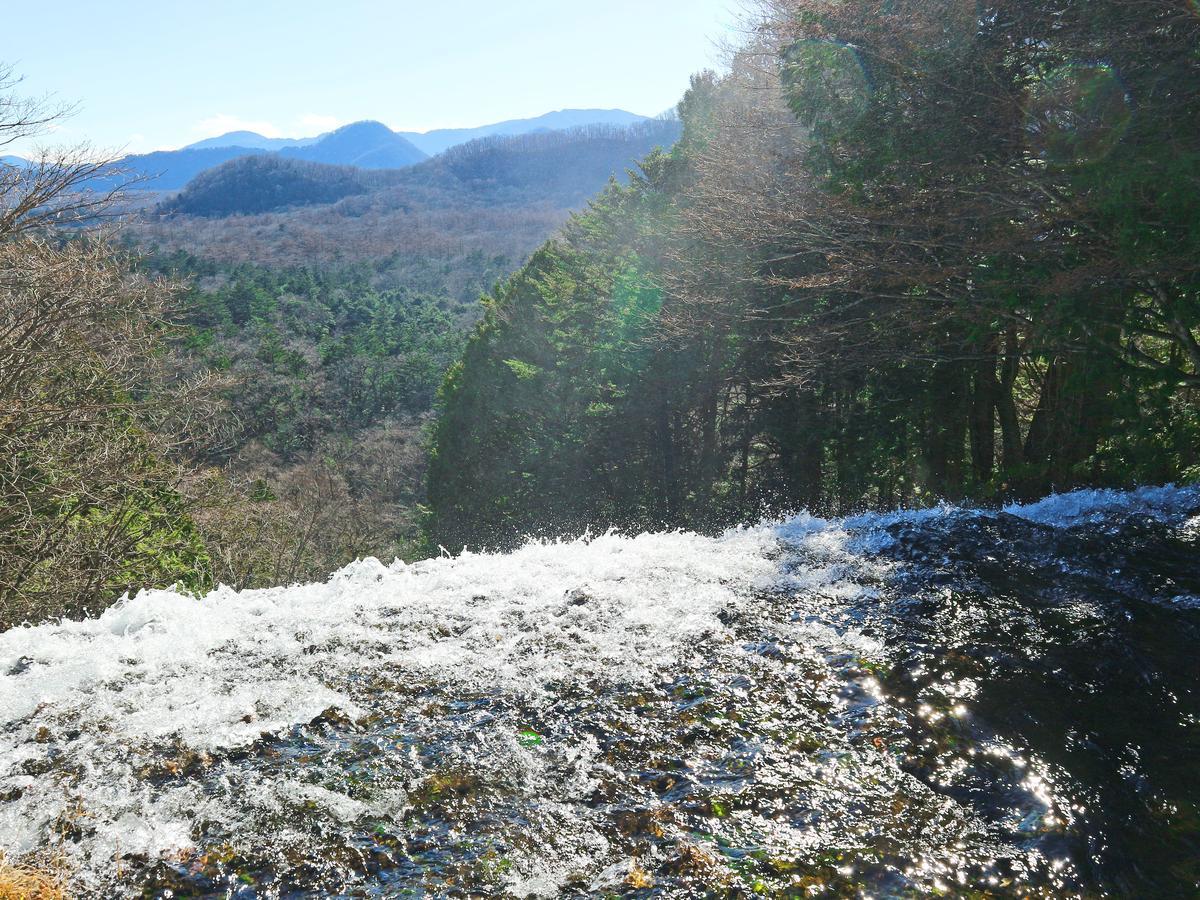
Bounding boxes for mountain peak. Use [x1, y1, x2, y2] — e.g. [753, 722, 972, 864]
[280, 122, 426, 169]
[331, 120, 394, 135]
[106, 108, 656, 191]
[185, 132, 318, 152]
[399, 109, 649, 155]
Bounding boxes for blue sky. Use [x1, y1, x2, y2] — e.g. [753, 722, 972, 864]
[2, 0, 738, 156]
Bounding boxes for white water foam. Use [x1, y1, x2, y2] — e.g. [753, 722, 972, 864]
[1003, 483, 1200, 527]
[1, 484, 1195, 893]
[0, 527, 781, 888]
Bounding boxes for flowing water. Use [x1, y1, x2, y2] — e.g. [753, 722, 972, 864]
[1, 485, 1199, 898]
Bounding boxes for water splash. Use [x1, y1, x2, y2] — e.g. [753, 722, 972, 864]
[1003, 483, 1200, 526]
[1, 485, 1198, 896]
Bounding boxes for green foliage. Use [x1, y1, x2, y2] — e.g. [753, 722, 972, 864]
[0, 236, 216, 628]
[150, 253, 471, 461]
[427, 163, 695, 548]
[70, 473, 212, 598]
[428, 0, 1200, 550]
[782, 40, 872, 132]
[9, 427, 213, 624]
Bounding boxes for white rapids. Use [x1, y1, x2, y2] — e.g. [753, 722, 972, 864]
[0, 484, 1197, 896]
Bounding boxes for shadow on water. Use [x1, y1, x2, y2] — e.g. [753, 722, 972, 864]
[856, 508, 1200, 898]
[1, 486, 1198, 897]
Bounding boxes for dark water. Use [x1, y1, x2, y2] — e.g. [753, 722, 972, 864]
[859, 508, 1200, 897]
[1, 486, 1198, 897]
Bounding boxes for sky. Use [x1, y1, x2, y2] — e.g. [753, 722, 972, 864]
[2, 0, 739, 156]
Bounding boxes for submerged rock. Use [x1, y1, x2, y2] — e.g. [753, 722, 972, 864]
[0, 485, 1197, 897]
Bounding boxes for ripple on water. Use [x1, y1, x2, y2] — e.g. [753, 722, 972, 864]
[0, 485, 1198, 896]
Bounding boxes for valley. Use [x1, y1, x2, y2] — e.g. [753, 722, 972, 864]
[107, 115, 684, 591]
[1, 2, 1199, 896]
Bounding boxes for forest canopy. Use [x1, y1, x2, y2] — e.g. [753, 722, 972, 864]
[428, 0, 1200, 549]
[4, 0, 1199, 617]
[0, 72, 470, 627]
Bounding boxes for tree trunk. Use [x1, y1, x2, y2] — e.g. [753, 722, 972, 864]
[969, 339, 998, 484]
[1024, 351, 1117, 490]
[656, 397, 677, 521]
[922, 359, 968, 498]
[997, 330, 1025, 470]
[1024, 356, 1067, 469]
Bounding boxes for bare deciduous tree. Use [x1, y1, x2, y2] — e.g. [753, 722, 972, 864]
[0, 64, 136, 240]
[0, 69, 207, 626]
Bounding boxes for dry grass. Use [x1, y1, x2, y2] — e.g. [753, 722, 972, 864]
[0, 857, 66, 900]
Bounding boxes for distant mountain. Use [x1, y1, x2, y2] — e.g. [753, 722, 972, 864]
[180, 109, 651, 159]
[89, 110, 654, 192]
[92, 122, 424, 192]
[0, 155, 27, 167]
[91, 146, 270, 192]
[408, 120, 682, 205]
[165, 119, 682, 218]
[135, 119, 682, 302]
[185, 132, 319, 151]
[167, 155, 387, 217]
[400, 109, 650, 156]
[279, 121, 427, 169]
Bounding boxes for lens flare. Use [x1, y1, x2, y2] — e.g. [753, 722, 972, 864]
[1027, 62, 1133, 165]
[781, 39, 872, 130]
[883, 0, 983, 54]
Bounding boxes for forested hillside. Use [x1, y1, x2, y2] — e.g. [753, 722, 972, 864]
[158, 254, 469, 585]
[428, 0, 1200, 549]
[161, 121, 682, 219]
[110, 120, 685, 596]
[166, 156, 389, 217]
[133, 120, 682, 304]
[0, 71, 686, 627]
[81, 121, 428, 193]
[0, 230, 465, 631]
[409, 122, 683, 205]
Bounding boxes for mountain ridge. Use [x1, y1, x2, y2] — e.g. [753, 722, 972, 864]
[279, 121, 426, 169]
[400, 108, 651, 155]
[183, 108, 650, 156]
[97, 110, 655, 192]
[162, 119, 683, 219]
[87, 121, 425, 192]
[185, 131, 320, 152]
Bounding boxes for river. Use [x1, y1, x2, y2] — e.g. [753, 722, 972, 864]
[1, 485, 1198, 897]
